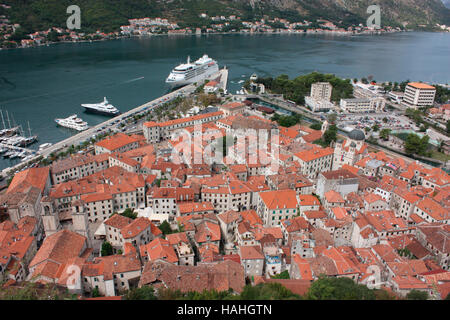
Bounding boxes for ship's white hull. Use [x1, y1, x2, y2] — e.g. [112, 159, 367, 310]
[55, 121, 88, 131]
[166, 55, 219, 89]
[166, 65, 219, 88]
[82, 106, 120, 116]
[81, 97, 120, 116]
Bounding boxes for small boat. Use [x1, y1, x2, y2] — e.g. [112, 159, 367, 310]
[7, 151, 20, 159]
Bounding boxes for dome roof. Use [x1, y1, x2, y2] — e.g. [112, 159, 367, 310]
[348, 129, 365, 141]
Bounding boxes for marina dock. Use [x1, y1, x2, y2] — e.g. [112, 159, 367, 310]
[0, 143, 35, 154]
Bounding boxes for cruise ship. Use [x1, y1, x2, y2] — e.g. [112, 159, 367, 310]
[165, 54, 219, 88]
[81, 97, 120, 116]
[55, 114, 89, 131]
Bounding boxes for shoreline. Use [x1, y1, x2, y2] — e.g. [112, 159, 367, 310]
[0, 28, 426, 51]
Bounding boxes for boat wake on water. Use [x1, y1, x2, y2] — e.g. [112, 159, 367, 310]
[122, 76, 145, 84]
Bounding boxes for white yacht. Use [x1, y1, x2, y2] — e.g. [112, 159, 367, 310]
[55, 114, 89, 131]
[165, 54, 219, 88]
[81, 97, 120, 116]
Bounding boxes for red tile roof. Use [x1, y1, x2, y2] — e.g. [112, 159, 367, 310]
[194, 221, 221, 244]
[142, 238, 178, 264]
[239, 245, 264, 260]
[121, 217, 151, 239]
[139, 259, 245, 293]
[104, 214, 133, 230]
[294, 146, 333, 162]
[7, 167, 49, 194]
[416, 198, 449, 221]
[324, 190, 345, 203]
[178, 202, 214, 215]
[259, 189, 298, 210]
[95, 133, 140, 152]
[298, 194, 320, 206]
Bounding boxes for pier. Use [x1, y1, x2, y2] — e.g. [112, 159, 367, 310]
[0, 143, 35, 154]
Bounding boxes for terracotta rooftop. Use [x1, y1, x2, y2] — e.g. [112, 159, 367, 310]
[407, 82, 435, 90]
[7, 167, 49, 194]
[104, 214, 133, 230]
[259, 189, 298, 210]
[178, 202, 214, 215]
[95, 133, 140, 152]
[240, 245, 264, 260]
[294, 146, 333, 162]
[321, 169, 357, 180]
[139, 259, 245, 293]
[217, 210, 241, 224]
[121, 217, 152, 239]
[324, 190, 345, 203]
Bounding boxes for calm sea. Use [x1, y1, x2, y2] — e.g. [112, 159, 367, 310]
[0, 32, 449, 170]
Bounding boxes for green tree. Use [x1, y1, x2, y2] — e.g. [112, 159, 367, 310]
[322, 124, 337, 146]
[271, 270, 290, 279]
[306, 276, 376, 300]
[101, 241, 113, 257]
[0, 282, 71, 300]
[404, 133, 429, 156]
[124, 286, 157, 300]
[372, 124, 380, 132]
[310, 122, 322, 130]
[434, 84, 450, 104]
[240, 283, 300, 300]
[92, 287, 101, 298]
[271, 113, 302, 127]
[183, 289, 234, 300]
[120, 208, 137, 219]
[256, 72, 353, 105]
[406, 289, 428, 300]
[8, 27, 30, 42]
[327, 113, 337, 124]
[47, 30, 60, 42]
[380, 128, 391, 140]
[159, 220, 173, 235]
[374, 288, 397, 300]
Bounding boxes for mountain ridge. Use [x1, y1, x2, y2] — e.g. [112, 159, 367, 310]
[2, 0, 449, 34]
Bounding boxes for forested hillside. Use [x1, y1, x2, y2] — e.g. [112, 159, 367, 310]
[2, 0, 450, 34]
